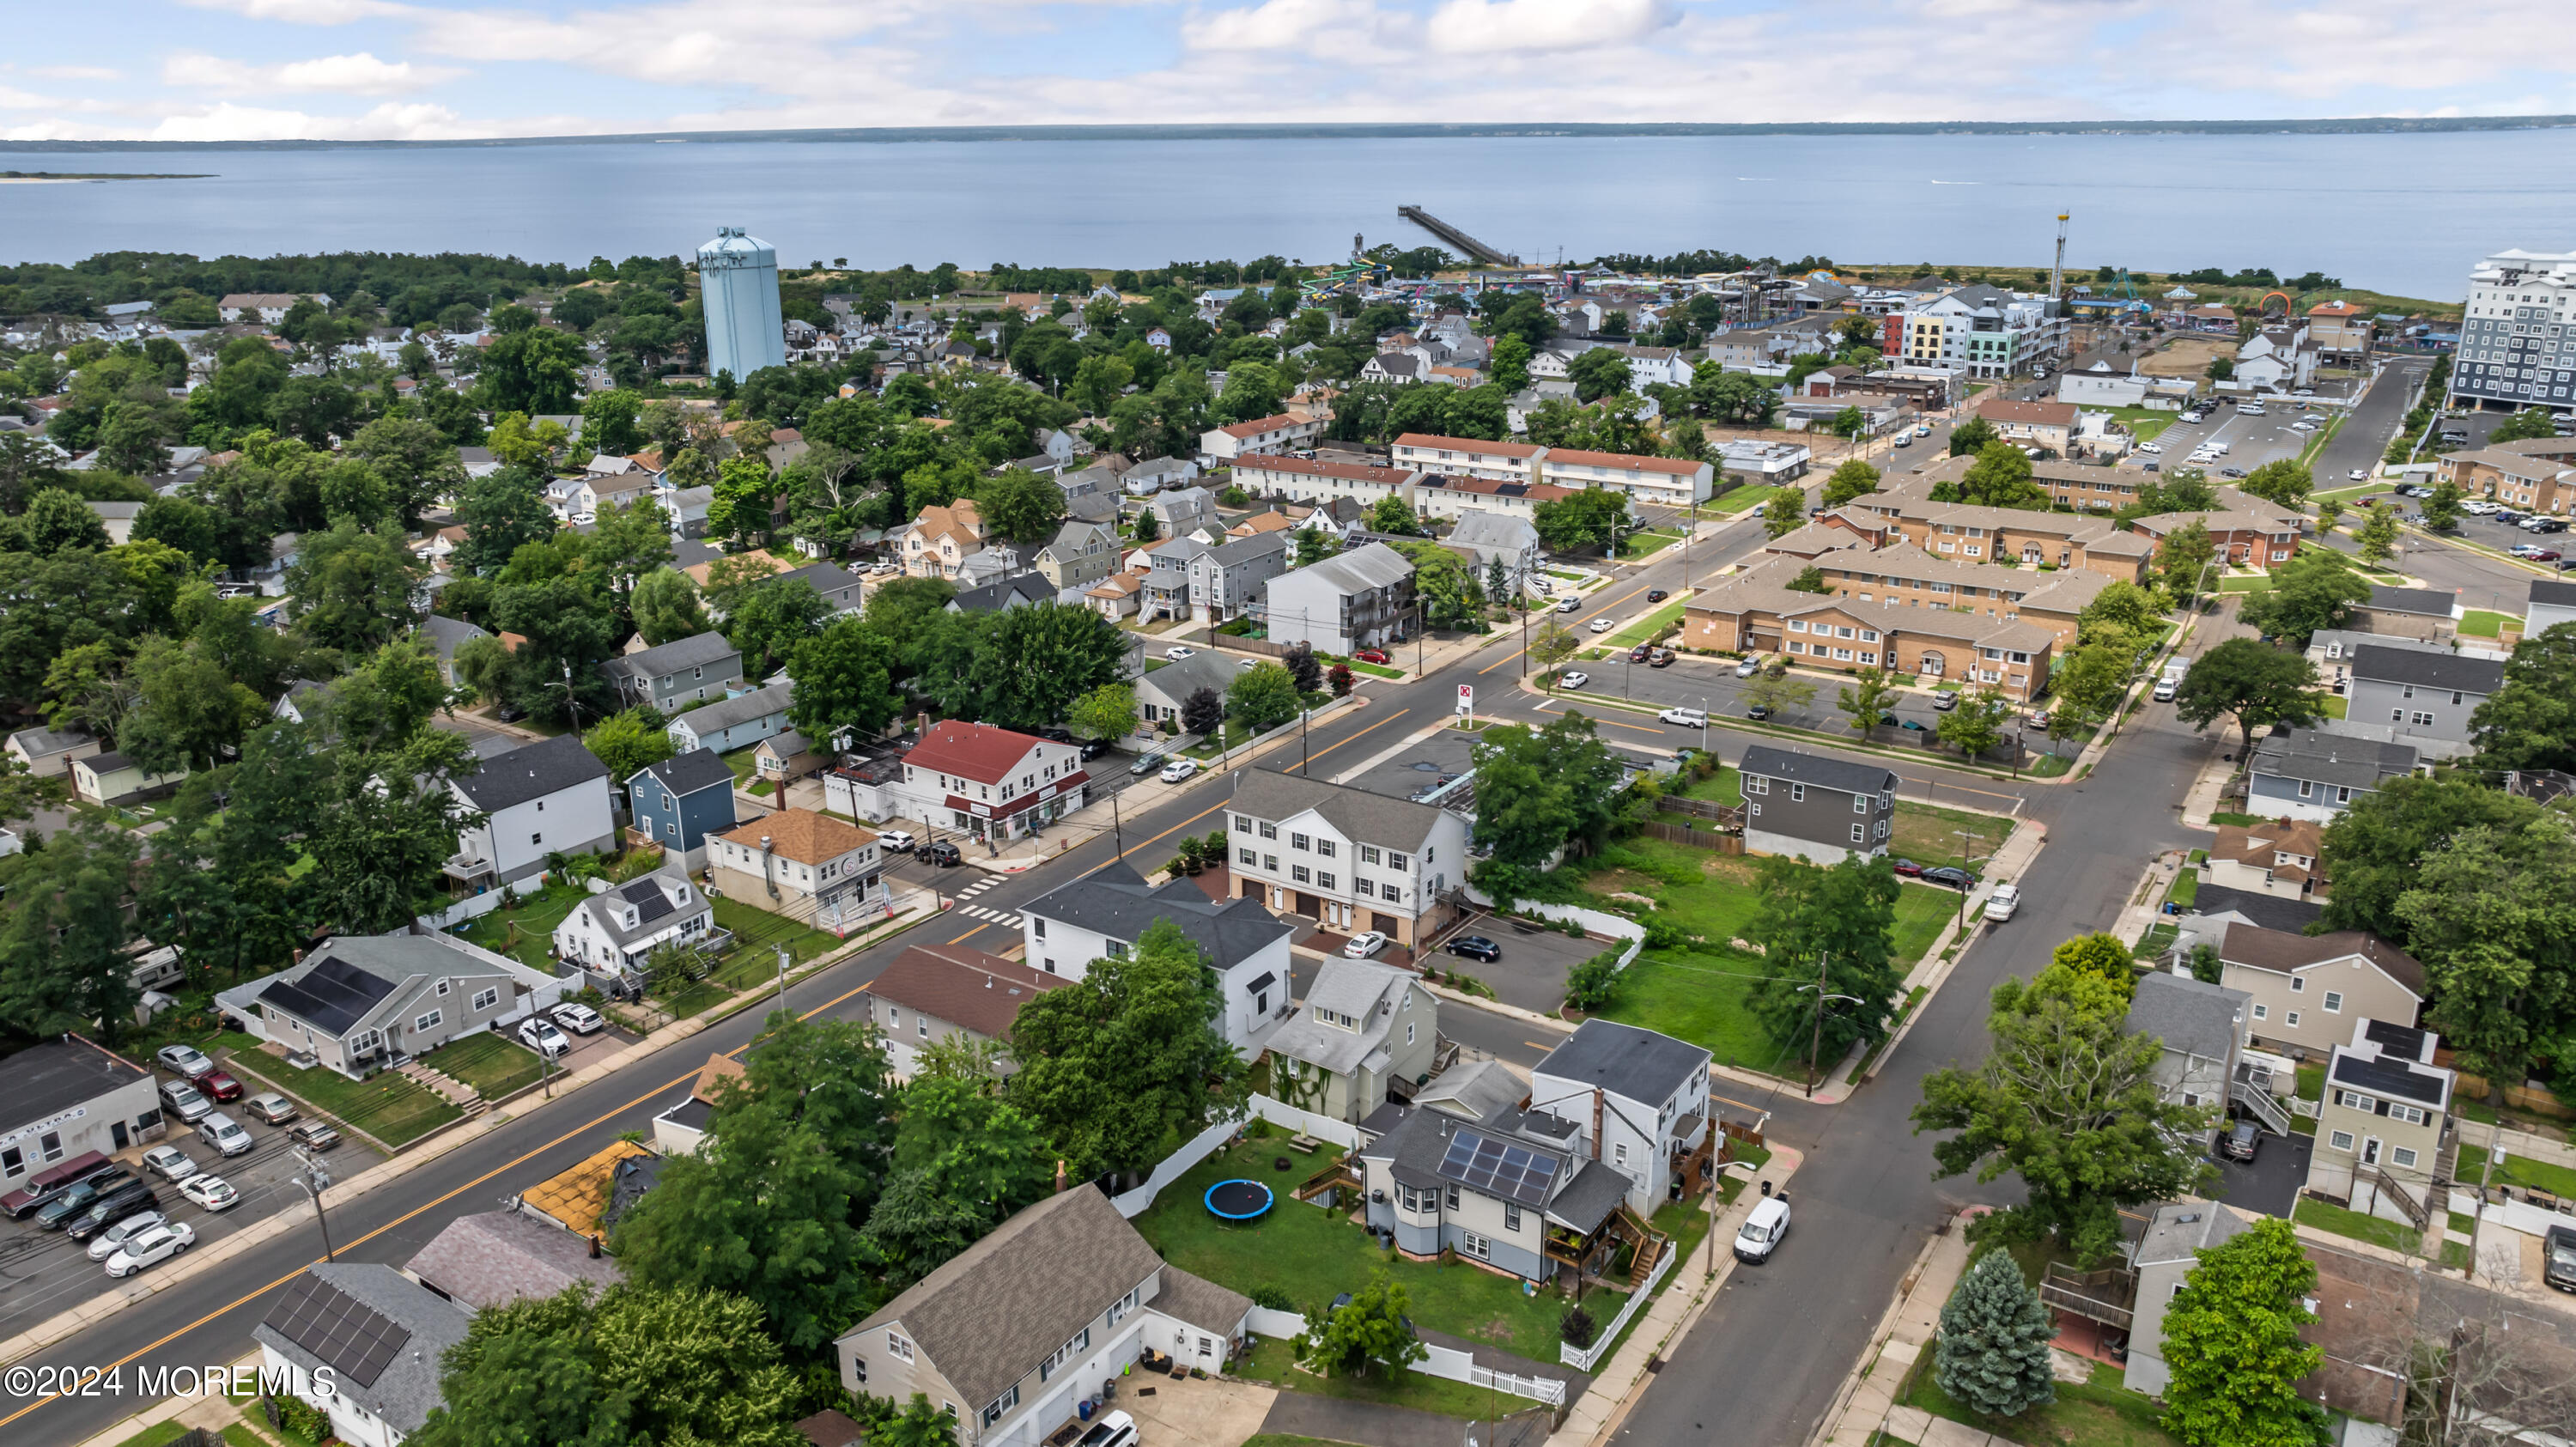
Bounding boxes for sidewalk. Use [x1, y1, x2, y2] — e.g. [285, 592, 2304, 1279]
[1812, 1208, 1982, 1447]
[1549, 1146, 1806, 1447]
[2105, 854, 2185, 956]
[2177, 741, 2236, 830]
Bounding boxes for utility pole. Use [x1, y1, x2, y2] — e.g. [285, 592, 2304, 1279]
[1807, 951, 1828, 1098]
[292, 1150, 334, 1262]
[1110, 788, 1124, 859]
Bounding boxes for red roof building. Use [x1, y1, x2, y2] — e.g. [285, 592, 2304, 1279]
[899, 721, 1090, 843]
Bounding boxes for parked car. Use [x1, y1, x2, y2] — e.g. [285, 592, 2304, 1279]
[1984, 883, 2020, 922]
[87, 1210, 171, 1262]
[1128, 753, 1164, 775]
[1734, 1195, 1791, 1263]
[1555, 597, 1578, 613]
[876, 828, 916, 853]
[1163, 645, 1194, 661]
[1342, 931, 1389, 958]
[197, 1112, 254, 1158]
[2545, 1223, 2576, 1294]
[1558, 671, 1589, 690]
[1446, 935, 1502, 963]
[916, 839, 963, 867]
[1237, 658, 1258, 671]
[1890, 858, 1924, 878]
[2348, 468, 2369, 481]
[1649, 648, 1676, 668]
[1629, 644, 1654, 663]
[1919, 866, 1978, 891]
[158, 1078, 214, 1124]
[141, 1145, 200, 1183]
[1745, 702, 1771, 720]
[102, 1220, 196, 1279]
[67, 1182, 159, 1242]
[1914, 424, 1932, 437]
[1073, 1409, 1139, 1447]
[243, 1092, 298, 1127]
[194, 1068, 243, 1103]
[1587, 617, 1613, 634]
[2221, 1118, 2262, 1163]
[289, 1121, 343, 1152]
[1930, 690, 1959, 712]
[1893, 434, 1912, 447]
[2530, 550, 2564, 563]
[2136, 442, 2161, 454]
[1658, 707, 1708, 728]
[519, 1018, 572, 1060]
[37, 1173, 133, 1231]
[553, 1002, 606, 1035]
[1646, 588, 1669, 603]
[1353, 648, 1391, 665]
[1735, 656, 1761, 678]
[156, 1044, 215, 1078]
[179, 1175, 240, 1213]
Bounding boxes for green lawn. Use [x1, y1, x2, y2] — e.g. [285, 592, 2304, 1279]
[1902, 1351, 2181, 1447]
[1679, 764, 1744, 807]
[108, 1421, 191, 1447]
[1599, 951, 1786, 1076]
[720, 745, 761, 781]
[2132, 922, 2179, 961]
[430, 1033, 545, 1099]
[2294, 1197, 2424, 1255]
[2096, 405, 2177, 443]
[2459, 610, 2517, 639]
[2456, 1142, 2576, 1200]
[709, 896, 842, 973]
[216, 1031, 463, 1146]
[1132, 1140, 1593, 1361]
[1616, 528, 1685, 559]
[2208, 812, 2263, 828]
[2165, 870, 2199, 909]
[1891, 801, 2002, 874]
[453, 882, 592, 970]
[1607, 595, 1694, 648]
[1232, 1337, 1507, 1421]
[2318, 695, 2348, 719]
[2215, 574, 2276, 593]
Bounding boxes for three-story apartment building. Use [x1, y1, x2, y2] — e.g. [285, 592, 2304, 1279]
[1224, 769, 1468, 949]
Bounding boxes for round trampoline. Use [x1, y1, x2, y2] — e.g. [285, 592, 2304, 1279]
[1205, 1178, 1275, 1221]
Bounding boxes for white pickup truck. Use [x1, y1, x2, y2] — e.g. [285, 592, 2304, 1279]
[2154, 660, 2186, 702]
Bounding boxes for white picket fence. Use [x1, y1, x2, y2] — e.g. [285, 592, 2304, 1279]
[1107, 1096, 1363, 1219]
[1559, 1243, 1674, 1372]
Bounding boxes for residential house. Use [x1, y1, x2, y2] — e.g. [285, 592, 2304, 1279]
[2184, 883, 2328, 938]
[756, 730, 823, 781]
[665, 682, 793, 755]
[1358, 352, 1425, 386]
[404, 1208, 624, 1310]
[1223, 769, 1468, 950]
[0, 1037, 166, 1193]
[2202, 818, 2330, 901]
[2123, 970, 2250, 1151]
[2527, 577, 2576, 634]
[2234, 325, 2319, 392]
[2125, 499, 2306, 569]
[1705, 314, 1838, 369]
[860, 943, 1068, 1080]
[1121, 456, 1198, 493]
[599, 632, 744, 711]
[1682, 552, 2057, 701]
[769, 561, 866, 617]
[2307, 1018, 2454, 1228]
[1735, 744, 1897, 864]
[662, 484, 713, 538]
[2213, 921, 2424, 1061]
[1412, 1058, 1528, 1124]
[2306, 301, 2374, 360]
[1540, 448, 1714, 508]
[1030, 519, 1121, 592]
[446, 733, 616, 887]
[2351, 585, 2458, 641]
[1199, 412, 1324, 464]
[2304, 628, 2452, 698]
[1287, 495, 1370, 544]
[1413, 475, 1577, 524]
[946, 571, 1054, 615]
[1083, 570, 1143, 620]
[550, 870, 714, 973]
[1265, 958, 1438, 1126]
[1228, 453, 1419, 511]
[1529, 1018, 1715, 1217]
[835, 1189, 1253, 1444]
[240, 934, 547, 1079]
[1356, 1097, 1652, 1286]
[648, 1054, 743, 1157]
[896, 720, 1090, 844]
[1020, 861, 1293, 1049]
[253, 1265, 470, 1447]
[2342, 645, 2501, 758]
[1147, 486, 1219, 541]
[1444, 512, 1542, 594]
[71, 751, 187, 807]
[1776, 539, 2111, 650]
[1133, 648, 1253, 733]
[2115, 1203, 2258, 1397]
[1259, 542, 1416, 656]
[5, 725, 100, 779]
[416, 616, 491, 689]
[707, 808, 888, 933]
[572, 471, 654, 518]
[623, 748, 739, 870]
[1389, 434, 1545, 483]
[899, 500, 995, 580]
[1186, 530, 1291, 623]
[85, 501, 142, 544]
[217, 292, 331, 324]
[2246, 728, 2418, 822]
[1970, 398, 2079, 453]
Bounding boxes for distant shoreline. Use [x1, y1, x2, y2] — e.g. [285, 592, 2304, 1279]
[2, 116, 2571, 152]
[0, 170, 213, 179]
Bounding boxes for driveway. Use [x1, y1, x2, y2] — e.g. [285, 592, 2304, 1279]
[2208, 1127, 2312, 1222]
[1118, 1369, 1275, 1447]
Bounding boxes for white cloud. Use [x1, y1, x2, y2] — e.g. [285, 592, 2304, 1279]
[0, 86, 64, 109]
[146, 99, 470, 141]
[1424, 0, 1675, 54]
[177, 0, 412, 22]
[30, 65, 125, 80]
[161, 51, 462, 94]
[1182, 0, 1394, 51]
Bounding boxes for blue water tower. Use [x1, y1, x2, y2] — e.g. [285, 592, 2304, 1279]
[696, 226, 787, 384]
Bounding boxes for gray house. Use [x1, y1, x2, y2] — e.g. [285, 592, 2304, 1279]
[416, 615, 491, 689]
[1134, 648, 1248, 731]
[2342, 645, 2500, 758]
[1187, 530, 1291, 623]
[770, 562, 865, 617]
[1148, 485, 1219, 540]
[601, 632, 744, 711]
[1737, 743, 1897, 865]
[2528, 577, 2576, 635]
[254, 1265, 472, 1447]
[2352, 585, 2458, 641]
[1445, 513, 1542, 593]
[2123, 970, 2251, 1150]
[240, 934, 541, 1080]
[666, 682, 793, 754]
[946, 571, 1054, 615]
[2247, 728, 2417, 823]
[1265, 958, 1437, 1126]
[1260, 542, 1416, 655]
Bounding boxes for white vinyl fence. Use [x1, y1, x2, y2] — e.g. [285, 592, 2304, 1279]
[1107, 1095, 1365, 1219]
[1559, 1244, 1674, 1372]
[1460, 891, 1647, 970]
[1242, 1312, 1566, 1407]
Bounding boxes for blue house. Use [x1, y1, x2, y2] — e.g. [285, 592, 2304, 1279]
[626, 748, 740, 870]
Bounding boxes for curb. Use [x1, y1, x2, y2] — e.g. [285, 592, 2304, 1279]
[1527, 683, 2057, 786]
[1804, 1212, 1968, 1447]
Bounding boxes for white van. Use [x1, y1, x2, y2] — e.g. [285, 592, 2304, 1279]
[2154, 662, 2185, 702]
[196, 1112, 253, 1158]
[1735, 1195, 1792, 1263]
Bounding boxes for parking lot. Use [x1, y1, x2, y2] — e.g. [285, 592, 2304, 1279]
[1558, 654, 2073, 762]
[0, 1112, 380, 1341]
[1338, 732, 1478, 802]
[1287, 912, 1597, 1018]
[2141, 399, 2339, 479]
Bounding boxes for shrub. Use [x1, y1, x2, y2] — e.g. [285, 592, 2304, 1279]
[1641, 917, 1691, 951]
[1250, 1284, 1294, 1311]
[1562, 915, 1588, 939]
[1564, 947, 1625, 1012]
[1559, 1304, 1598, 1348]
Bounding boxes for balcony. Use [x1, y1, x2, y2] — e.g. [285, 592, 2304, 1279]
[2039, 1262, 2136, 1330]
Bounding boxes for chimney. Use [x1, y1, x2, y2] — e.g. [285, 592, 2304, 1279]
[589, 1232, 601, 1259]
[1053, 1158, 1067, 1195]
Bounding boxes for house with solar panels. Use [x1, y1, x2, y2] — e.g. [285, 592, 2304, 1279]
[1355, 1093, 1643, 1286]
[223, 934, 562, 1080]
[253, 1262, 471, 1447]
[550, 870, 716, 973]
[2306, 1018, 2457, 1228]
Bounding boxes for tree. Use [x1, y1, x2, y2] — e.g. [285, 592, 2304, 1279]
[585, 706, 674, 785]
[1947, 415, 1997, 458]
[708, 454, 778, 546]
[1821, 458, 1880, 508]
[1295, 1271, 1428, 1382]
[1788, 565, 1829, 593]
[1069, 682, 1139, 746]
[2314, 496, 2342, 533]
[1934, 1251, 2057, 1418]
[1007, 919, 1246, 1178]
[578, 387, 645, 457]
[476, 321, 588, 414]
[1828, 404, 1868, 441]
[454, 468, 556, 575]
[2371, 809, 2576, 1097]
[2235, 547, 2371, 647]
[1130, 506, 1159, 543]
[2050, 933, 2136, 994]
[0, 817, 141, 1043]
[118, 635, 265, 775]
[1913, 965, 2217, 1260]
[1467, 713, 1632, 868]
[1528, 620, 1581, 676]
[346, 414, 467, 528]
[2236, 458, 2312, 509]
[1935, 687, 2011, 761]
[2354, 502, 2400, 563]
[2205, 356, 2234, 382]
[1367, 495, 1424, 536]
[975, 466, 1065, 543]
[285, 518, 426, 654]
[2470, 621, 2576, 772]
[2077, 580, 2163, 641]
[726, 577, 830, 677]
[2420, 480, 2462, 530]
[977, 603, 1129, 730]
[1179, 685, 1224, 736]
[1531, 485, 1629, 555]
[2159, 1219, 2330, 1447]
[1227, 662, 1302, 732]
[1488, 334, 1532, 392]
[1746, 854, 1904, 1066]
[1948, 442, 2046, 509]
[2172, 637, 2324, 756]
[787, 618, 902, 749]
[2155, 517, 2219, 600]
[615, 1012, 894, 1352]
[22, 488, 110, 554]
[1762, 489, 1807, 538]
[1567, 349, 1632, 404]
[870, 1395, 959, 1447]
[1294, 525, 1336, 566]
[1327, 661, 1355, 697]
[1693, 368, 1779, 428]
[301, 730, 487, 936]
[1837, 666, 1899, 739]
[628, 567, 709, 646]
[2489, 406, 2558, 444]
[1743, 666, 1817, 718]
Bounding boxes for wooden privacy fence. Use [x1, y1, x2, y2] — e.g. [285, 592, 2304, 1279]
[1641, 820, 1742, 853]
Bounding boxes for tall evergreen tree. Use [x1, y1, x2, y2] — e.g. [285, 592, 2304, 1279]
[1934, 1250, 2058, 1417]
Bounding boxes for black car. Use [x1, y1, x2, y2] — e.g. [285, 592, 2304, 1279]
[1646, 588, 1669, 603]
[1078, 739, 1108, 761]
[35, 1170, 134, 1231]
[2221, 1119, 2261, 1164]
[1919, 866, 1978, 891]
[1746, 703, 1771, 720]
[1446, 935, 1502, 963]
[2530, 519, 2568, 534]
[66, 1183, 159, 1242]
[916, 840, 963, 867]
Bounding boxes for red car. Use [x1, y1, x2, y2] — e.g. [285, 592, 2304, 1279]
[193, 1068, 244, 1103]
[1352, 649, 1391, 666]
[1629, 645, 1653, 663]
[1890, 858, 1925, 878]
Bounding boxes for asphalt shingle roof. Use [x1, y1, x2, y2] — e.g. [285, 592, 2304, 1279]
[2123, 970, 2247, 1063]
[253, 1264, 469, 1436]
[1735, 743, 1898, 799]
[1226, 769, 1449, 852]
[1023, 861, 1291, 970]
[1535, 1019, 1709, 1110]
[2347, 645, 2503, 695]
[601, 630, 738, 684]
[450, 733, 611, 812]
[631, 746, 735, 795]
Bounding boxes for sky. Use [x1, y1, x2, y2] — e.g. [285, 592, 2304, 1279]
[3, 0, 2573, 143]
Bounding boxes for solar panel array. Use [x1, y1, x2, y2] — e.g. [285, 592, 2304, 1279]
[268, 1275, 413, 1388]
[1437, 1129, 1559, 1207]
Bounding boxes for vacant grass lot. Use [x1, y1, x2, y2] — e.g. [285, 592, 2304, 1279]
[2459, 609, 2518, 639]
[1716, 484, 1798, 519]
[1902, 1350, 2181, 1447]
[217, 1032, 462, 1146]
[432, 1033, 545, 1099]
[1131, 1140, 1595, 1362]
[1678, 765, 1744, 807]
[1891, 801, 2002, 874]
[2457, 1142, 2576, 1200]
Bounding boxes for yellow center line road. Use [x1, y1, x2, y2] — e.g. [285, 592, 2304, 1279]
[1476, 582, 1654, 675]
[1595, 717, 1672, 734]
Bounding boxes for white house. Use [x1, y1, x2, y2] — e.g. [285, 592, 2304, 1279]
[254, 1266, 469, 1447]
[665, 682, 793, 754]
[1528, 1019, 1716, 1219]
[445, 733, 616, 888]
[707, 808, 889, 933]
[891, 720, 1090, 846]
[1222, 769, 1469, 950]
[1020, 860, 1295, 1051]
[1539, 448, 1714, 508]
[550, 870, 715, 972]
[1198, 411, 1324, 463]
[1226, 453, 1420, 511]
